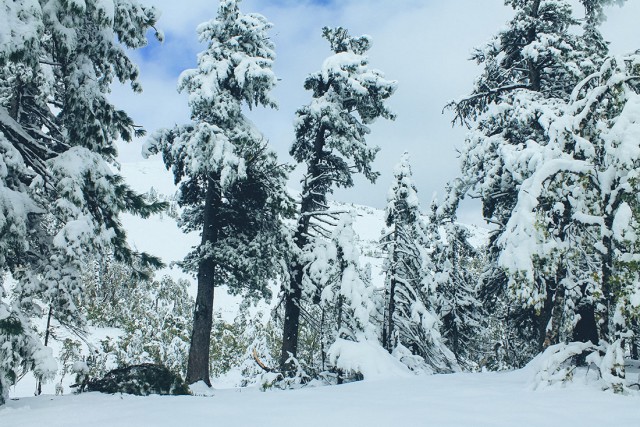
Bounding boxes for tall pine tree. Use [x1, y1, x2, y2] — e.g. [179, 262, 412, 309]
[381, 153, 458, 373]
[144, 0, 292, 386]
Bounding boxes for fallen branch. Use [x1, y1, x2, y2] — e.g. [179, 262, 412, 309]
[253, 348, 274, 373]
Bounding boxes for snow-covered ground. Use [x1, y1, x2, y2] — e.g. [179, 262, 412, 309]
[6, 161, 636, 423]
[2, 368, 638, 427]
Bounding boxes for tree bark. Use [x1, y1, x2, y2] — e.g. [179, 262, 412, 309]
[186, 178, 220, 386]
[280, 125, 326, 371]
[280, 266, 303, 371]
[37, 305, 53, 395]
[386, 277, 397, 352]
[384, 241, 397, 353]
[631, 319, 639, 360]
[543, 284, 565, 349]
[537, 285, 555, 352]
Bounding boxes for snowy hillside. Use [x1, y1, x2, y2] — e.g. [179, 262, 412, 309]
[3, 367, 638, 427]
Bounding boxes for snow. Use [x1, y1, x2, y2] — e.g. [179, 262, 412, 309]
[2, 369, 638, 427]
[327, 339, 411, 380]
[612, 202, 635, 243]
[188, 381, 215, 397]
[0, 0, 41, 59]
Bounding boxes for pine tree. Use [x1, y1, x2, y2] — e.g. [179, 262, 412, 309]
[144, 0, 291, 386]
[425, 200, 482, 369]
[281, 26, 396, 371]
[324, 214, 379, 339]
[499, 53, 640, 388]
[305, 213, 381, 381]
[447, 0, 617, 360]
[381, 153, 457, 373]
[0, 0, 163, 403]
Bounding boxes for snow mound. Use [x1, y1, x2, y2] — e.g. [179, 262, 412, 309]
[525, 342, 596, 389]
[189, 381, 215, 397]
[327, 339, 412, 381]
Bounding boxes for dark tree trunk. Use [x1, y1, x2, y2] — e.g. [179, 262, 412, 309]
[572, 302, 599, 366]
[631, 319, 639, 360]
[280, 125, 326, 371]
[573, 303, 599, 344]
[543, 287, 565, 348]
[599, 208, 617, 343]
[280, 267, 303, 371]
[386, 276, 397, 353]
[543, 267, 567, 350]
[383, 233, 397, 353]
[280, 213, 309, 371]
[541, 199, 572, 351]
[537, 285, 555, 352]
[37, 305, 53, 395]
[186, 178, 220, 386]
[527, 0, 542, 92]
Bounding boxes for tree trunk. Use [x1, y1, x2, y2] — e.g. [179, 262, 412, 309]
[537, 285, 555, 352]
[37, 305, 53, 395]
[631, 319, 639, 360]
[280, 267, 303, 371]
[280, 207, 310, 371]
[527, 0, 542, 92]
[186, 178, 220, 386]
[543, 284, 565, 349]
[386, 276, 397, 353]
[280, 126, 326, 371]
[383, 233, 398, 353]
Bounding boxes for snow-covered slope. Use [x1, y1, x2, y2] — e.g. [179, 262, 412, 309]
[2, 368, 638, 427]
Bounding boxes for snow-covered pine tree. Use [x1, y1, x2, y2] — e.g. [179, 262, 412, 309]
[326, 215, 377, 338]
[281, 26, 397, 371]
[144, 0, 292, 386]
[0, 0, 164, 402]
[303, 213, 380, 381]
[381, 153, 457, 373]
[499, 53, 640, 389]
[425, 198, 482, 369]
[447, 0, 618, 360]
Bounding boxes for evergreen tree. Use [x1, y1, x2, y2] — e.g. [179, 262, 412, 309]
[0, 0, 163, 403]
[302, 213, 381, 381]
[499, 53, 640, 388]
[281, 26, 396, 371]
[144, 0, 292, 386]
[321, 215, 379, 338]
[381, 153, 457, 373]
[426, 200, 483, 369]
[447, 0, 618, 361]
